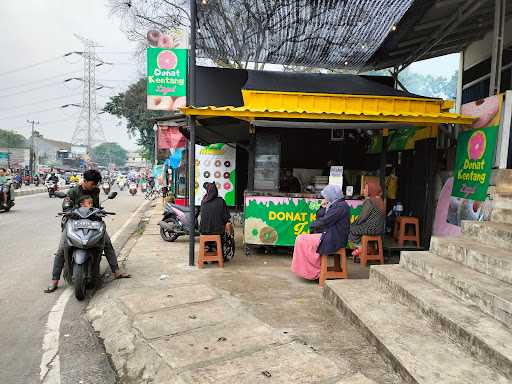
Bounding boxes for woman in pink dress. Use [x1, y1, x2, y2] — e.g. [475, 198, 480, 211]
[291, 185, 350, 280]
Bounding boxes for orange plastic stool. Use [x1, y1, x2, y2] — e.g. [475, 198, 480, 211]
[319, 248, 347, 287]
[395, 216, 420, 246]
[198, 235, 224, 268]
[356, 235, 384, 268]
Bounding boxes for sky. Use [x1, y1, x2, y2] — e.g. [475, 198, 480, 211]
[0, 1, 460, 151]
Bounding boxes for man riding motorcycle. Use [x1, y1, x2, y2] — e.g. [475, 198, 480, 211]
[44, 169, 130, 293]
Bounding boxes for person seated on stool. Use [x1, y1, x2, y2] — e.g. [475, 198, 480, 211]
[200, 182, 234, 260]
[349, 181, 386, 257]
[291, 185, 350, 280]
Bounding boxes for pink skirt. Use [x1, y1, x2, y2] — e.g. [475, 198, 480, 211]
[291, 233, 322, 280]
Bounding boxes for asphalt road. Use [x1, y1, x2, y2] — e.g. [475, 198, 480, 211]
[0, 188, 148, 384]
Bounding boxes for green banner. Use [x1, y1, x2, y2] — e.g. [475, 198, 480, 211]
[368, 127, 418, 154]
[147, 48, 187, 110]
[0, 152, 8, 159]
[244, 196, 363, 247]
[452, 126, 498, 201]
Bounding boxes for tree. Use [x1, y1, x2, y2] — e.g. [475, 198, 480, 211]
[104, 79, 164, 161]
[0, 129, 27, 148]
[91, 142, 128, 167]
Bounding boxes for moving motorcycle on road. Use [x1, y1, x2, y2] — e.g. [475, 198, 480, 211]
[34, 175, 40, 187]
[102, 181, 111, 195]
[46, 180, 57, 198]
[117, 179, 126, 191]
[55, 191, 118, 300]
[129, 182, 137, 196]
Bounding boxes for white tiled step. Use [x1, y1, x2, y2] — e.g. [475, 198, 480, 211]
[401, 251, 512, 327]
[430, 236, 512, 284]
[371, 264, 512, 380]
[323, 280, 510, 384]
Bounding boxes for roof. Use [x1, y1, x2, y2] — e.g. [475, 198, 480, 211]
[195, 0, 512, 71]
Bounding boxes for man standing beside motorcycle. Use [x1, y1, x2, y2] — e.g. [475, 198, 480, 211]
[44, 169, 130, 293]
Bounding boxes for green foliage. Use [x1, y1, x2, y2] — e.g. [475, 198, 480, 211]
[104, 79, 166, 161]
[0, 129, 27, 148]
[91, 142, 128, 167]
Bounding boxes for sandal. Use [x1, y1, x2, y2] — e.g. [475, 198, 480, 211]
[44, 284, 58, 293]
[114, 272, 131, 279]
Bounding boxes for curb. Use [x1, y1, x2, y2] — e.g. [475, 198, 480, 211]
[14, 186, 69, 197]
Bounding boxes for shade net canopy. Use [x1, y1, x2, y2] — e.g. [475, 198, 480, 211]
[197, 0, 414, 70]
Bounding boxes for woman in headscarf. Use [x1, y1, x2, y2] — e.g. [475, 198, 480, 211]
[349, 181, 386, 256]
[200, 182, 235, 261]
[291, 185, 350, 280]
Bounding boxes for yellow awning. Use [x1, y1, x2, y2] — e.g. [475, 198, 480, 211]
[181, 90, 474, 125]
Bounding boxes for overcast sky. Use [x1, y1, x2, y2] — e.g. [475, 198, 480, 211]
[0, 1, 460, 151]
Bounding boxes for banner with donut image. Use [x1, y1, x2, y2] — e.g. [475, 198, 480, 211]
[195, 144, 236, 206]
[146, 30, 187, 111]
[446, 94, 502, 227]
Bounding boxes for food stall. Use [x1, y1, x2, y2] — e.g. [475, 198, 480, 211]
[181, 67, 474, 251]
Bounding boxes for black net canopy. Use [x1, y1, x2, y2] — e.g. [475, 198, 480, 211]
[197, 0, 414, 70]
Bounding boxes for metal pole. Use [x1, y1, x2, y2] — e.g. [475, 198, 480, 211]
[188, 0, 197, 267]
[27, 120, 39, 181]
[489, 0, 505, 96]
[87, 45, 92, 153]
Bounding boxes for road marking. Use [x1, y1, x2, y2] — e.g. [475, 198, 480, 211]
[39, 199, 149, 383]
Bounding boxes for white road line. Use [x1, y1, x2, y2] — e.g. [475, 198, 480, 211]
[39, 199, 149, 383]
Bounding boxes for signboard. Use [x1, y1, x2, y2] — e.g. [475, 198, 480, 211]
[244, 195, 363, 247]
[451, 127, 498, 201]
[195, 144, 236, 206]
[147, 47, 187, 111]
[0, 151, 8, 166]
[328, 166, 344, 189]
[158, 125, 187, 149]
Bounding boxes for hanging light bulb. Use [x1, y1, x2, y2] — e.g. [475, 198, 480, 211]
[201, 0, 208, 4]
[391, 24, 397, 31]
[344, 61, 348, 66]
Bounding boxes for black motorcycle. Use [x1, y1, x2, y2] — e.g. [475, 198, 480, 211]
[0, 182, 15, 212]
[56, 191, 117, 300]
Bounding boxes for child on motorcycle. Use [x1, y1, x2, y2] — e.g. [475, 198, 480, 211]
[79, 195, 94, 208]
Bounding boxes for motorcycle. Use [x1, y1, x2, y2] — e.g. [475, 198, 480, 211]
[129, 182, 137, 196]
[159, 202, 200, 242]
[102, 181, 111, 195]
[55, 191, 117, 300]
[117, 179, 125, 191]
[46, 181, 57, 198]
[34, 177, 40, 187]
[0, 182, 15, 212]
[140, 182, 147, 193]
[24, 177, 30, 186]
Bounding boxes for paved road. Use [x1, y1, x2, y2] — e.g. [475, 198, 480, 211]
[0, 189, 148, 384]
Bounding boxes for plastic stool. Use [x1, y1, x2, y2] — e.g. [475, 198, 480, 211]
[357, 235, 384, 268]
[395, 216, 420, 246]
[319, 248, 347, 287]
[198, 235, 224, 268]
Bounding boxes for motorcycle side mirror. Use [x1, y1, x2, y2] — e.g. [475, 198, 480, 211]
[108, 192, 118, 199]
[54, 191, 67, 198]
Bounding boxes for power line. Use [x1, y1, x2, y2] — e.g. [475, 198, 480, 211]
[0, 70, 82, 92]
[0, 82, 68, 98]
[0, 106, 62, 122]
[0, 93, 82, 112]
[4, 117, 73, 132]
[0, 55, 65, 77]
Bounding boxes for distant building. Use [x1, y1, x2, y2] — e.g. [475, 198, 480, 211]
[0, 147, 29, 169]
[31, 135, 72, 168]
[126, 151, 147, 169]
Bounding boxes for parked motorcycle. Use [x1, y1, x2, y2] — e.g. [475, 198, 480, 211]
[46, 181, 57, 198]
[102, 181, 111, 195]
[159, 203, 200, 242]
[129, 182, 137, 196]
[55, 191, 117, 300]
[0, 181, 15, 212]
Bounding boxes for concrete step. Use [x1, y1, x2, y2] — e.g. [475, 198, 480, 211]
[400, 251, 512, 327]
[461, 220, 512, 250]
[371, 264, 512, 380]
[323, 279, 510, 384]
[430, 236, 512, 284]
[490, 192, 512, 223]
[494, 169, 512, 194]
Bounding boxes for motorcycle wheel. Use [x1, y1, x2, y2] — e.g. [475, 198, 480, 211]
[73, 262, 87, 301]
[160, 218, 179, 242]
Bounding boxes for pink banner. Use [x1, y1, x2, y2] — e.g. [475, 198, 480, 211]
[158, 125, 187, 149]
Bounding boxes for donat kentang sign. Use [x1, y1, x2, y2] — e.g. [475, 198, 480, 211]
[147, 47, 187, 111]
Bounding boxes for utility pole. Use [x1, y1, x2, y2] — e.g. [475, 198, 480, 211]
[27, 120, 39, 179]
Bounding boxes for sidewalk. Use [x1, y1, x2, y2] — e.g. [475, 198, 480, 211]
[14, 186, 48, 196]
[87, 208, 402, 384]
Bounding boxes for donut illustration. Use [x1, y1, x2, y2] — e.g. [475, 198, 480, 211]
[461, 97, 500, 129]
[224, 182, 231, 191]
[468, 130, 486, 160]
[215, 160, 222, 167]
[244, 218, 267, 244]
[157, 50, 177, 69]
[204, 171, 210, 178]
[223, 172, 230, 179]
[204, 159, 212, 167]
[224, 161, 231, 168]
[214, 171, 221, 179]
[259, 226, 278, 244]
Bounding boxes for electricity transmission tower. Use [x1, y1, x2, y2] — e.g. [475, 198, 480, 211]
[70, 34, 107, 153]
